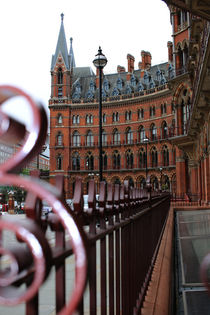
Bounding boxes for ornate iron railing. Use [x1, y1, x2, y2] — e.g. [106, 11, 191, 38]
[0, 85, 170, 314]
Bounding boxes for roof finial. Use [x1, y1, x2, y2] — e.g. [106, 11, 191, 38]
[70, 37, 73, 44]
[61, 13, 64, 22]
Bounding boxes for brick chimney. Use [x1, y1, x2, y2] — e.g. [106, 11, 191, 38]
[127, 54, 135, 80]
[95, 68, 105, 88]
[141, 50, 152, 70]
[117, 65, 126, 73]
[167, 41, 173, 63]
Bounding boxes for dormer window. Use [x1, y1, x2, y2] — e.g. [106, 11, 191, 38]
[156, 69, 161, 81]
[130, 75, 137, 87]
[75, 82, 81, 93]
[57, 68, 63, 84]
[125, 85, 132, 95]
[137, 82, 144, 92]
[103, 79, 110, 92]
[112, 87, 120, 96]
[86, 90, 94, 100]
[117, 77, 123, 90]
[144, 72, 149, 84]
[89, 80, 96, 92]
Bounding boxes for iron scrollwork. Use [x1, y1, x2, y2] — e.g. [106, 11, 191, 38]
[0, 85, 87, 314]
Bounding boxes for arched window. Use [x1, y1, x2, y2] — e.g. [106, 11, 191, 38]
[86, 114, 93, 124]
[76, 115, 80, 124]
[102, 130, 107, 146]
[138, 108, 144, 119]
[126, 127, 133, 144]
[162, 145, 169, 166]
[72, 131, 80, 147]
[125, 110, 132, 121]
[126, 149, 134, 169]
[177, 46, 183, 70]
[56, 154, 63, 170]
[113, 112, 119, 122]
[72, 152, 80, 170]
[138, 126, 145, 143]
[113, 150, 121, 169]
[86, 130, 94, 146]
[150, 124, 157, 141]
[102, 151, 108, 170]
[57, 132, 63, 146]
[162, 121, 168, 139]
[139, 148, 146, 168]
[57, 68, 63, 84]
[57, 114, 63, 124]
[151, 146, 158, 167]
[113, 177, 121, 185]
[72, 115, 76, 124]
[103, 113, 106, 123]
[86, 152, 94, 170]
[113, 129, 120, 145]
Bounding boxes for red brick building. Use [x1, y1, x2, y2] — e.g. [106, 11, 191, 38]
[49, 6, 210, 203]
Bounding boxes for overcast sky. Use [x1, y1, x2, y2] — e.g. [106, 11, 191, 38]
[0, 0, 172, 123]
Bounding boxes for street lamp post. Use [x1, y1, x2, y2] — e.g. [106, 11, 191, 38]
[143, 137, 149, 180]
[93, 47, 107, 182]
[159, 167, 163, 191]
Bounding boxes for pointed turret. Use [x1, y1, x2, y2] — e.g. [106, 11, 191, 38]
[69, 37, 76, 69]
[51, 13, 69, 70]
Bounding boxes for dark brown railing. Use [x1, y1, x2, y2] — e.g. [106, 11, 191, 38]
[0, 85, 170, 314]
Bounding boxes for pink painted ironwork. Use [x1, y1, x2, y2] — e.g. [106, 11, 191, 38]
[0, 85, 88, 314]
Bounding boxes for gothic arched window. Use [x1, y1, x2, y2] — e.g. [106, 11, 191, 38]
[56, 154, 63, 170]
[151, 146, 158, 167]
[162, 145, 169, 166]
[139, 148, 146, 168]
[86, 130, 94, 146]
[162, 121, 168, 139]
[72, 131, 80, 147]
[86, 152, 94, 170]
[138, 108, 144, 119]
[72, 152, 80, 170]
[57, 67, 63, 84]
[56, 132, 63, 146]
[102, 130, 107, 146]
[57, 114, 63, 124]
[102, 151, 108, 170]
[125, 127, 133, 144]
[113, 150, 121, 169]
[113, 129, 120, 145]
[139, 126, 145, 143]
[150, 124, 157, 141]
[126, 149, 134, 169]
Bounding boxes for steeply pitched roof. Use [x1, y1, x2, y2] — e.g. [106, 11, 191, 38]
[69, 37, 76, 68]
[51, 13, 69, 71]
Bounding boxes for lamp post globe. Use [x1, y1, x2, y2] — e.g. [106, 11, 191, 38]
[93, 47, 107, 182]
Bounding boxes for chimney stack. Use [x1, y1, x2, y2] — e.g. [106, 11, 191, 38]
[141, 50, 152, 70]
[127, 54, 135, 80]
[117, 65, 126, 73]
